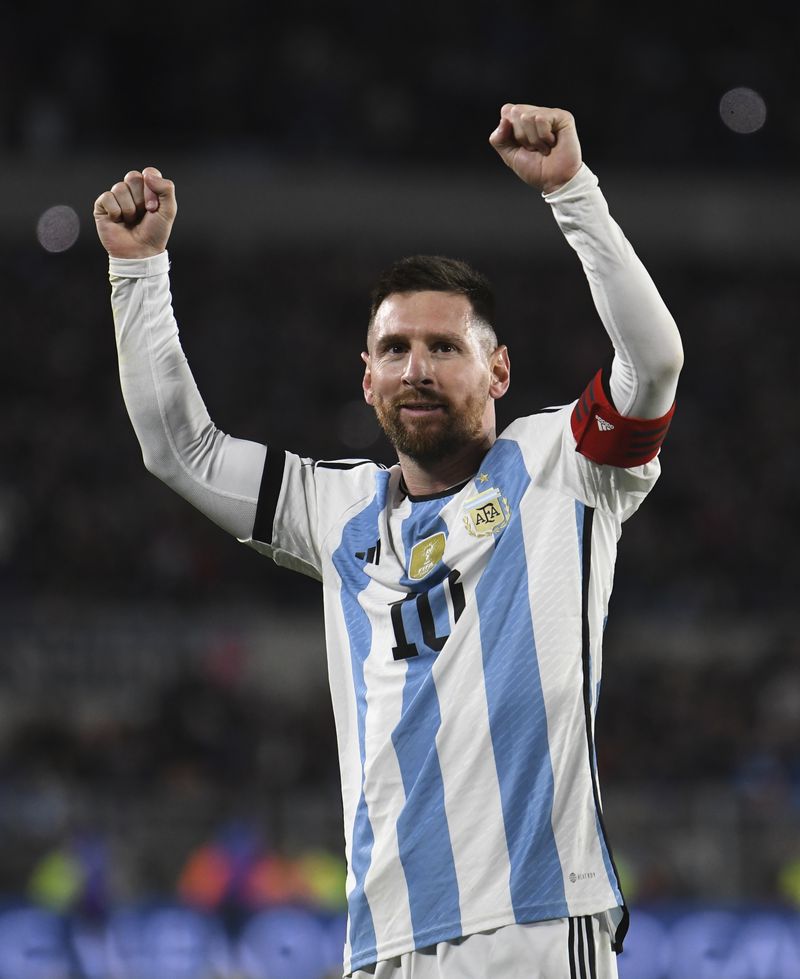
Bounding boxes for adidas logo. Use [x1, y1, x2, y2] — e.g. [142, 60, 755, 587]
[596, 416, 615, 432]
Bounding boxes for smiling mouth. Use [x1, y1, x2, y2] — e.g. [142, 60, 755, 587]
[399, 403, 446, 414]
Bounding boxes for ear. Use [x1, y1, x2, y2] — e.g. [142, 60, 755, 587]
[489, 345, 511, 400]
[361, 350, 374, 405]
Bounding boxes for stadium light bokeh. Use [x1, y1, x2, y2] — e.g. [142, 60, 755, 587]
[36, 205, 81, 253]
[719, 87, 768, 134]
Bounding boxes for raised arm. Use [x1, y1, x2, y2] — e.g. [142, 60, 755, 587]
[94, 168, 267, 540]
[489, 103, 683, 419]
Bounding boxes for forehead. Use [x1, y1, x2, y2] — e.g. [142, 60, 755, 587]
[371, 291, 474, 342]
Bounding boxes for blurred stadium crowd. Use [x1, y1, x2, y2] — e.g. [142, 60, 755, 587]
[1, 1, 797, 170]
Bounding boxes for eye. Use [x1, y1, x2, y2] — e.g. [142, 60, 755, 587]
[377, 341, 406, 356]
[433, 342, 457, 353]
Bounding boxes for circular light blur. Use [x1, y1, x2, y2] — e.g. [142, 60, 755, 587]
[36, 205, 80, 253]
[719, 87, 767, 134]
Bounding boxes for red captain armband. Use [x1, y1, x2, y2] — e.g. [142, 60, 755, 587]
[570, 369, 676, 467]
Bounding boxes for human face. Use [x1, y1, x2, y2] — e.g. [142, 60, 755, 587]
[362, 291, 509, 464]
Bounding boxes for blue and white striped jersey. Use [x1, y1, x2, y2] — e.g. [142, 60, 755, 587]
[245, 392, 668, 974]
[105, 162, 680, 978]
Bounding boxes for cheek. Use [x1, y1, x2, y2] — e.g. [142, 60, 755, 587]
[367, 365, 401, 396]
[455, 366, 492, 398]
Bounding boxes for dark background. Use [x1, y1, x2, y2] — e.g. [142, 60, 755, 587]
[2, 2, 800, 974]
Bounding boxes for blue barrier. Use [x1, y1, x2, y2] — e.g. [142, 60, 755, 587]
[0, 904, 796, 978]
[0, 908, 73, 979]
[619, 907, 800, 979]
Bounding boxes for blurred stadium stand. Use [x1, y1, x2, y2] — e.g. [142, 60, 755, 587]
[3, 2, 800, 974]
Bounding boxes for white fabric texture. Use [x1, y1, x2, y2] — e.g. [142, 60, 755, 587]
[351, 915, 618, 979]
[544, 165, 682, 418]
[110, 251, 265, 542]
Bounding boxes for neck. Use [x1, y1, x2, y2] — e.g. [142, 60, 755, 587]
[397, 432, 496, 497]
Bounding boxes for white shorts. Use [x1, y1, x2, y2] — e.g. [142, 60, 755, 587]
[350, 913, 619, 979]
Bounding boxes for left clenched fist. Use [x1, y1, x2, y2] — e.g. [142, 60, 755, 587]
[489, 104, 582, 194]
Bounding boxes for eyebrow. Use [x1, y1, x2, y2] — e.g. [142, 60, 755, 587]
[373, 330, 465, 352]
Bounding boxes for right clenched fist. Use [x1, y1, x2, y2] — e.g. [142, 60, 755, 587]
[94, 166, 177, 259]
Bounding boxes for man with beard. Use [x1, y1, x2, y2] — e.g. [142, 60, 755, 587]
[95, 103, 682, 978]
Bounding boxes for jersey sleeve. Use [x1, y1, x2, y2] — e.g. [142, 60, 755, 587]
[242, 451, 381, 580]
[504, 373, 674, 523]
[545, 165, 683, 419]
[110, 252, 267, 541]
[571, 368, 675, 468]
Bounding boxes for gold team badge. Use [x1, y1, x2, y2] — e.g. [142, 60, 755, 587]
[408, 532, 446, 581]
[463, 484, 511, 538]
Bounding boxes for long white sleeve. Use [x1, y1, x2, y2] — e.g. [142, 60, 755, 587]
[545, 165, 683, 418]
[110, 252, 266, 540]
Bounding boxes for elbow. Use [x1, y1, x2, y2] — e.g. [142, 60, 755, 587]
[659, 345, 685, 386]
[651, 320, 685, 389]
[638, 350, 684, 413]
[141, 443, 180, 485]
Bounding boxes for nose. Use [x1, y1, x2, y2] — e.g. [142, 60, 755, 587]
[401, 345, 433, 387]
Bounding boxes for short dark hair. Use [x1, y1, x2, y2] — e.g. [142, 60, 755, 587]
[367, 255, 498, 350]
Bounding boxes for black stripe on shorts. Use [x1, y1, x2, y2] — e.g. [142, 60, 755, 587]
[568, 916, 597, 979]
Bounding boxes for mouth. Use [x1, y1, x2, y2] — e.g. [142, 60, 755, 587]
[398, 403, 447, 417]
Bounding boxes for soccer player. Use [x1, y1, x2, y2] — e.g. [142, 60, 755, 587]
[94, 103, 683, 978]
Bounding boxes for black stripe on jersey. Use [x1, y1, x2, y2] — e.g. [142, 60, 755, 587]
[252, 449, 286, 544]
[402, 477, 472, 502]
[579, 507, 630, 954]
[315, 460, 378, 470]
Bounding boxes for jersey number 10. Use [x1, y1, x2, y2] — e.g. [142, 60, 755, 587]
[389, 569, 465, 661]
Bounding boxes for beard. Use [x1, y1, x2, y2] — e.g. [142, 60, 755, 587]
[372, 389, 489, 463]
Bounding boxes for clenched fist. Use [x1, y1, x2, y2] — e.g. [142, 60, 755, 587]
[94, 167, 177, 259]
[489, 104, 582, 194]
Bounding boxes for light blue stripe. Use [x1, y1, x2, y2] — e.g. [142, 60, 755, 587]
[390, 504, 461, 944]
[575, 499, 585, 565]
[476, 438, 567, 919]
[331, 475, 392, 963]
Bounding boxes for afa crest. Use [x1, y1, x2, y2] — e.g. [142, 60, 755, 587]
[463, 486, 511, 538]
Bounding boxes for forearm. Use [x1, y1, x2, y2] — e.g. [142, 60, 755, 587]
[545, 165, 683, 418]
[110, 252, 266, 539]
